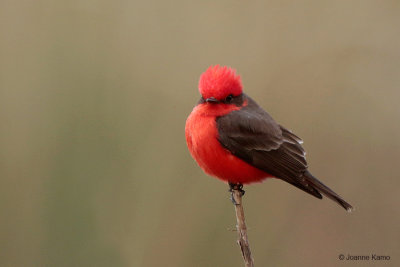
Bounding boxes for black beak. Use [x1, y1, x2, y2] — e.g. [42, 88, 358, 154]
[205, 97, 219, 103]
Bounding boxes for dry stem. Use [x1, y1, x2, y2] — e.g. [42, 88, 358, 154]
[230, 184, 254, 267]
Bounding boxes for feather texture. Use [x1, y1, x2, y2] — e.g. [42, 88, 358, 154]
[217, 94, 353, 210]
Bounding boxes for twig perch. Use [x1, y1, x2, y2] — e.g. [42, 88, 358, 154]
[229, 183, 254, 267]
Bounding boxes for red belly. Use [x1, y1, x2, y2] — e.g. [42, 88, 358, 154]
[185, 104, 270, 184]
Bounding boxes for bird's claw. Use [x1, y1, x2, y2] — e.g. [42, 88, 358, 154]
[228, 182, 245, 205]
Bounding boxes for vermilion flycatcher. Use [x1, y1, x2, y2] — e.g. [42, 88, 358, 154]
[185, 65, 352, 211]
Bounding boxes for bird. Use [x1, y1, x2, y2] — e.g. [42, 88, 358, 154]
[185, 65, 353, 211]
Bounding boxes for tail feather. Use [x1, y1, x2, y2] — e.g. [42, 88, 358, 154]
[304, 171, 353, 212]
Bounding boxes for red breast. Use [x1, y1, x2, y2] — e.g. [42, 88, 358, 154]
[185, 102, 270, 184]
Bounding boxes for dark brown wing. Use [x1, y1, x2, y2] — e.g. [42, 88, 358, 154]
[217, 94, 353, 211]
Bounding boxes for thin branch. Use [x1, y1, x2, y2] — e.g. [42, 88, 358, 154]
[230, 183, 254, 267]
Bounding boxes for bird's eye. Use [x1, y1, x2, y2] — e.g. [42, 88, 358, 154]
[225, 94, 233, 102]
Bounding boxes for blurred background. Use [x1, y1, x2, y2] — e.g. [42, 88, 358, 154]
[1, 0, 399, 266]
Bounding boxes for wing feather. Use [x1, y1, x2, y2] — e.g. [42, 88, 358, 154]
[217, 94, 319, 198]
[217, 94, 353, 210]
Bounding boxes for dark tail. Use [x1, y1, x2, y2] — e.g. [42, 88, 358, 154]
[304, 171, 353, 212]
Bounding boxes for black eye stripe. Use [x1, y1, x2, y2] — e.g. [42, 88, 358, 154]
[222, 94, 244, 106]
[225, 94, 233, 102]
[198, 93, 244, 106]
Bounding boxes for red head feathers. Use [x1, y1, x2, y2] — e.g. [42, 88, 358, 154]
[198, 65, 243, 100]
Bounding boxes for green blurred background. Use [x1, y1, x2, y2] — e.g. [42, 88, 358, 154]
[1, 0, 399, 266]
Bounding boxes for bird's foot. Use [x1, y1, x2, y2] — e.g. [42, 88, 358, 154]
[228, 182, 245, 205]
